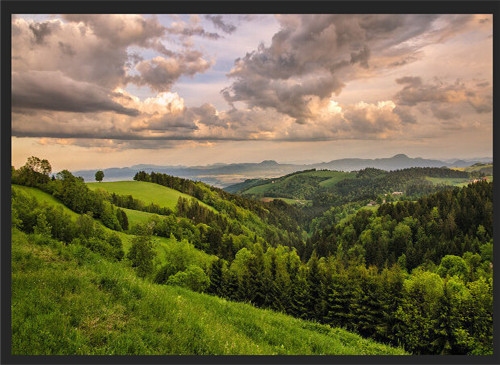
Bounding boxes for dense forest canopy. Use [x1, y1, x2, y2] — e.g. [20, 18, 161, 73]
[11, 157, 493, 355]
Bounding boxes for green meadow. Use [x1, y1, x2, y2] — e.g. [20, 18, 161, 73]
[87, 181, 216, 212]
[11, 228, 409, 355]
[425, 176, 472, 187]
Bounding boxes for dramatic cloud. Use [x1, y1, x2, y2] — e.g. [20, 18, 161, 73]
[12, 71, 139, 116]
[12, 15, 213, 113]
[222, 14, 447, 123]
[11, 14, 492, 164]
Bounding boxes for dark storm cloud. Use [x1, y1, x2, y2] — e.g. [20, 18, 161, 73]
[205, 15, 237, 34]
[12, 71, 139, 116]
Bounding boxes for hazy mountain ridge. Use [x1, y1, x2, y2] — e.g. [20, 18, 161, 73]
[72, 154, 492, 187]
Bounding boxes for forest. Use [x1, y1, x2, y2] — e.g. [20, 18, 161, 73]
[10, 157, 493, 355]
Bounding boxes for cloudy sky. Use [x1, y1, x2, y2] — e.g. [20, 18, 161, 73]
[12, 14, 493, 171]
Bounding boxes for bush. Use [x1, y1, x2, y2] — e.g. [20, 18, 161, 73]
[166, 265, 210, 292]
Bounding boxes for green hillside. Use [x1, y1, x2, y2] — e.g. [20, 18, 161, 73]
[451, 163, 493, 174]
[11, 184, 214, 268]
[87, 181, 216, 212]
[13, 184, 80, 219]
[239, 170, 355, 199]
[13, 185, 162, 230]
[11, 228, 408, 355]
[230, 167, 479, 209]
[11, 159, 493, 356]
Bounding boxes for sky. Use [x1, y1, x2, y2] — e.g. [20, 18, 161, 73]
[11, 14, 493, 171]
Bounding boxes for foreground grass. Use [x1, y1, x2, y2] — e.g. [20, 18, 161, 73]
[11, 228, 409, 356]
[87, 181, 216, 212]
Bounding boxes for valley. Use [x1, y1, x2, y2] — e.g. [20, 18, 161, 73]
[10, 157, 494, 356]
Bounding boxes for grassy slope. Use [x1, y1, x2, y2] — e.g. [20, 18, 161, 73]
[11, 185, 214, 267]
[318, 172, 356, 188]
[451, 163, 493, 173]
[262, 197, 312, 206]
[87, 181, 216, 212]
[13, 184, 80, 219]
[11, 228, 408, 355]
[425, 177, 472, 187]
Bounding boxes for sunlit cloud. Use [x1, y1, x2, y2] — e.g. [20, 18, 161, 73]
[11, 14, 492, 167]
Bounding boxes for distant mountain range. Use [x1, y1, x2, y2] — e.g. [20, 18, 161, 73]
[72, 154, 492, 187]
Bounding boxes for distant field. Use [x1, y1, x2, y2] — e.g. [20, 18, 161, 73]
[425, 177, 473, 187]
[262, 197, 312, 206]
[87, 181, 216, 212]
[318, 172, 356, 187]
[451, 163, 492, 173]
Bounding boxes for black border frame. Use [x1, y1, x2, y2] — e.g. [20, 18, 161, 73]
[1, 1, 499, 365]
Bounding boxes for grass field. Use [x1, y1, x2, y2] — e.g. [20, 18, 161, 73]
[120, 207, 160, 227]
[87, 181, 216, 212]
[318, 172, 356, 188]
[262, 197, 312, 206]
[11, 228, 409, 355]
[11, 184, 213, 266]
[425, 177, 472, 187]
[242, 182, 275, 195]
[451, 163, 492, 173]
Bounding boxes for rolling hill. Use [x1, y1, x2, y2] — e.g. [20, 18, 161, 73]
[11, 160, 493, 356]
[226, 166, 480, 207]
[71, 154, 492, 187]
[11, 184, 215, 268]
[11, 179, 409, 356]
[11, 227, 408, 355]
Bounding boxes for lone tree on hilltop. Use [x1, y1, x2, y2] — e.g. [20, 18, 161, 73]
[95, 170, 104, 182]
